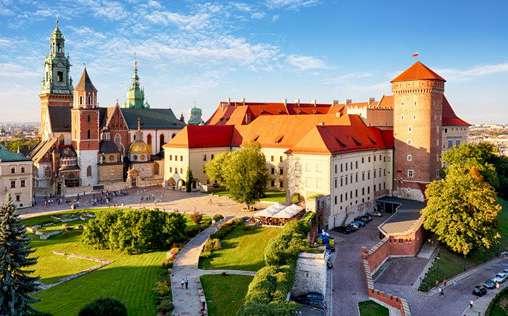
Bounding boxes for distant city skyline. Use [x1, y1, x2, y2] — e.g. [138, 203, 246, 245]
[0, 0, 507, 123]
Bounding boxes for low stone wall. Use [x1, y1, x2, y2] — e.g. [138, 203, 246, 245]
[291, 252, 327, 297]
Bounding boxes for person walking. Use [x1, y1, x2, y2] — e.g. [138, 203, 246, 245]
[469, 300, 474, 309]
[439, 287, 444, 296]
[180, 279, 185, 289]
[185, 279, 189, 289]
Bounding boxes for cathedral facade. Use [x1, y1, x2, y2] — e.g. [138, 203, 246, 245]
[30, 22, 185, 196]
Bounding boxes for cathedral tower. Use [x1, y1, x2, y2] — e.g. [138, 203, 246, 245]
[392, 61, 445, 201]
[71, 67, 99, 186]
[124, 60, 148, 109]
[39, 20, 73, 140]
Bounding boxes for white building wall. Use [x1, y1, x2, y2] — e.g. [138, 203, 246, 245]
[77, 150, 98, 187]
[328, 149, 393, 228]
[442, 126, 468, 151]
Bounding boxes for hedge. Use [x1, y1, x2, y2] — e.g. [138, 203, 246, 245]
[238, 215, 312, 315]
[82, 209, 187, 253]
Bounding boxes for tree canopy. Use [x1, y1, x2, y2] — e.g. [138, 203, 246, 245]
[205, 143, 269, 208]
[0, 196, 39, 315]
[423, 142, 505, 255]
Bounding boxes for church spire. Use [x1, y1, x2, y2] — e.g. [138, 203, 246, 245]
[124, 57, 146, 109]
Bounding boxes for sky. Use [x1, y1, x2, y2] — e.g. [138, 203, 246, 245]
[0, 0, 507, 124]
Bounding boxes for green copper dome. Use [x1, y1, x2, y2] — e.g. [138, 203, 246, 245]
[124, 60, 147, 109]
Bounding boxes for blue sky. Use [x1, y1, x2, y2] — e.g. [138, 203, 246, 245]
[0, 0, 507, 123]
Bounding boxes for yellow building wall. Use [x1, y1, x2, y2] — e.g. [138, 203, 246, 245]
[0, 160, 33, 208]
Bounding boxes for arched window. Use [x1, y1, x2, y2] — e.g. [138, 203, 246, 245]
[159, 134, 165, 152]
[86, 166, 92, 177]
[147, 134, 152, 146]
[87, 129, 91, 139]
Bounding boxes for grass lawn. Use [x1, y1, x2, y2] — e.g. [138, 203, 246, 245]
[419, 198, 508, 292]
[487, 287, 508, 315]
[23, 208, 203, 315]
[200, 274, 253, 316]
[358, 300, 389, 316]
[199, 225, 280, 271]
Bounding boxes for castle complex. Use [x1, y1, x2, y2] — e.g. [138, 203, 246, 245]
[28, 23, 470, 229]
[30, 22, 185, 196]
[163, 64, 469, 229]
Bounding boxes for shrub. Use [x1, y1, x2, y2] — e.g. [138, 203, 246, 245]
[157, 298, 174, 314]
[203, 238, 222, 253]
[213, 214, 224, 222]
[189, 212, 203, 224]
[78, 298, 127, 316]
[264, 220, 308, 266]
[82, 209, 187, 253]
[153, 280, 171, 298]
[238, 302, 299, 316]
[161, 257, 174, 269]
[211, 218, 244, 240]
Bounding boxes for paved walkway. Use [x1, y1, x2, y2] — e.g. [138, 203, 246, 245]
[170, 219, 257, 316]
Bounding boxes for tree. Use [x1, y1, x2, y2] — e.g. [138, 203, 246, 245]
[204, 151, 230, 184]
[205, 143, 268, 209]
[422, 165, 502, 255]
[0, 196, 39, 315]
[185, 169, 193, 192]
[442, 142, 501, 190]
[78, 298, 127, 316]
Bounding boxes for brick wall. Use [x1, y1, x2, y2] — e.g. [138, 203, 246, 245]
[360, 223, 424, 316]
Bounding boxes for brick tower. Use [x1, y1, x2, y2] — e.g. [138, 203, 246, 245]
[39, 19, 73, 140]
[391, 61, 445, 201]
[71, 67, 99, 186]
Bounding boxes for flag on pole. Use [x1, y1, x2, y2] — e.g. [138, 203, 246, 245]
[412, 52, 420, 58]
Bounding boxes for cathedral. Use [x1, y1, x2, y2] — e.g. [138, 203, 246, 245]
[30, 22, 186, 196]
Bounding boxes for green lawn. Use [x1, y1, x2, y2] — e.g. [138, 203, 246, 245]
[419, 198, 508, 292]
[358, 300, 389, 316]
[487, 287, 508, 315]
[22, 208, 191, 315]
[200, 274, 253, 316]
[199, 225, 280, 271]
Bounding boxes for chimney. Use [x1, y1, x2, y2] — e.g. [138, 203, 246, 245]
[297, 98, 300, 106]
[242, 97, 246, 106]
[332, 99, 339, 106]
[314, 99, 317, 107]
[346, 99, 352, 105]
[284, 98, 287, 106]
[368, 97, 375, 105]
[228, 97, 231, 106]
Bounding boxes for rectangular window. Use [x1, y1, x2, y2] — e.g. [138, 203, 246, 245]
[334, 196, 337, 205]
[334, 164, 337, 174]
[340, 194, 343, 202]
[271, 168, 275, 175]
[10, 180, 15, 188]
[367, 186, 370, 194]
[408, 169, 414, 178]
[279, 156, 283, 163]
[15, 195, 20, 202]
[271, 155, 274, 162]
[345, 163, 348, 171]
[355, 161, 358, 169]
[334, 178, 337, 188]
[279, 168, 283, 175]
[203, 154, 207, 161]
[407, 154, 412, 161]
[10, 167, 15, 174]
[279, 181, 284, 188]
[448, 140, 453, 148]
[21, 167, 25, 173]
[169, 155, 172, 161]
[271, 180, 275, 187]
[340, 177, 343, 186]
[362, 187, 365, 195]
[368, 156, 371, 163]
[211, 154, 214, 159]
[180, 156, 183, 161]
[20, 180, 25, 188]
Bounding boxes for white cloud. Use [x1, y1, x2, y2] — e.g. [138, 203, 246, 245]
[286, 54, 326, 70]
[438, 63, 508, 80]
[266, 0, 319, 10]
[77, 0, 127, 21]
[145, 10, 211, 31]
[0, 37, 13, 47]
[0, 63, 39, 79]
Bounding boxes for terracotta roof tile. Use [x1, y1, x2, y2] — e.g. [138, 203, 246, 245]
[391, 61, 446, 83]
[442, 96, 470, 126]
[165, 125, 236, 148]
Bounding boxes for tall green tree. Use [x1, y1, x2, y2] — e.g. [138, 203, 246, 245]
[422, 165, 502, 255]
[0, 196, 39, 315]
[205, 143, 268, 209]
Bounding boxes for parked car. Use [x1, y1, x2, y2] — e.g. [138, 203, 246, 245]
[372, 211, 383, 217]
[360, 214, 372, 223]
[292, 292, 325, 310]
[494, 272, 508, 283]
[472, 285, 487, 297]
[347, 223, 359, 232]
[335, 225, 353, 234]
[484, 278, 497, 289]
[351, 220, 365, 228]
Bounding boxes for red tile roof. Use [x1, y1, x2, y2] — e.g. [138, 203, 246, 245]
[442, 96, 470, 126]
[371, 95, 394, 110]
[288, 116, 392, 154]
[166, 125, 236, 148]
[207, 101, 333, 125]
[391, 61, 446, 83]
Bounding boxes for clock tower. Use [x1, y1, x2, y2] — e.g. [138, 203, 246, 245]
[39, 19, 73, 140]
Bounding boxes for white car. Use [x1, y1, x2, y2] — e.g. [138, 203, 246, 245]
[493, 272, 508, 284]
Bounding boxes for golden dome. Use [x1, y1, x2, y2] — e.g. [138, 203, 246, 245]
[129, 140, 151, 155]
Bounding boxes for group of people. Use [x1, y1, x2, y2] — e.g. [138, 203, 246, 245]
[35, 189, 129, 209]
